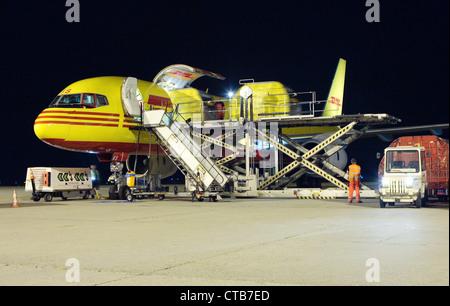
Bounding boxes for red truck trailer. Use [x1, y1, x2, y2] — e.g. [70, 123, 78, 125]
[378, 136, 449, 207]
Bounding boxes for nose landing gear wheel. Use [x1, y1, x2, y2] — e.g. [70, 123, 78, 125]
[118, 185, 131, 200]
[109, 185, 119, 200]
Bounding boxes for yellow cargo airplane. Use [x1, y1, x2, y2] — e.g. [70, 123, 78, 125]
[34, 60, 348, 177]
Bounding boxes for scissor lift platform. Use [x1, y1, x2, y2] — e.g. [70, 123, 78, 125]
[131, 107, 400, 200]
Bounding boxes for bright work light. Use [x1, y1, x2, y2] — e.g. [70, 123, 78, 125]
[405, 177, 414, 188]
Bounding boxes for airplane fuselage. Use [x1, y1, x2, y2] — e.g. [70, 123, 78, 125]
[34, 76, 167, 156]
[34, 61, 349, 176]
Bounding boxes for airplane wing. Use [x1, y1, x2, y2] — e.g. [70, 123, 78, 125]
[285, 122, 448, 142]
[153, 64, 225, 91]
[363, 123, 449, 142]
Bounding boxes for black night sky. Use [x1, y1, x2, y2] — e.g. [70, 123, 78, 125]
[0, 1, 448, 185]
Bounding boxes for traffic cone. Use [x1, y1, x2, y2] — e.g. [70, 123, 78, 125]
[11, 189, 20, 208]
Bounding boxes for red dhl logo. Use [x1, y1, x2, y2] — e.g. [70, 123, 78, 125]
[330, 96, 341, 106]
[171, 70, 194, 79]
[146, 95, 172, 108]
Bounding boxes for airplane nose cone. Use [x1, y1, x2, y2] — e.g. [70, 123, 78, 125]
[34, 111, 70, 147]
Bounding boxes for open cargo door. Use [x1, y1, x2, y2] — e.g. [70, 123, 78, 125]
[121, 77, 142, 117]
[153, 64, 225, 91]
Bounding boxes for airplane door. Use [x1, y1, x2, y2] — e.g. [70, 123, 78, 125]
[121, 77, 142, 117]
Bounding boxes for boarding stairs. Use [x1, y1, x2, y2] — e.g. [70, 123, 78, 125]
[143, 109, 229, 191]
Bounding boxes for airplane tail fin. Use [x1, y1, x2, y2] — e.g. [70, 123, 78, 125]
[322, 58, 346, 117]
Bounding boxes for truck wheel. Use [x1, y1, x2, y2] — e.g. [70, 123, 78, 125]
[379, 199, 386, 208]
[421, 190, 428, 207]
[44, 193, 53, 202]
[32, 195, 41, 202]
[83, 191, 90, 199]
[414, 192, 422, 208]
[158, 194, 165, 200]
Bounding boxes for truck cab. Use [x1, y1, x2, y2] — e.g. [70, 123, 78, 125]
[379, 146, 427, 208]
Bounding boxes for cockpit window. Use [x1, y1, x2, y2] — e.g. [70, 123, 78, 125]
[49, 93, 109, 108]
[49, 94, 82, 107]
[96, 95, 109, 106]
[82, 94, 95, 106]
[49, 95, 62, 106]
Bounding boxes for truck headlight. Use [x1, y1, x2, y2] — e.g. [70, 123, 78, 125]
[405, 177, 414, 188]
[381, 177, 390, 187]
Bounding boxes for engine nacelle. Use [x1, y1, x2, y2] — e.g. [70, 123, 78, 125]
[302, 133, 348, 171]
[126, 154, 178, 179]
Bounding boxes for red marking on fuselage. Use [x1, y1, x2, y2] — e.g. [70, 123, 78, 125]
[40, 138, 162, 154]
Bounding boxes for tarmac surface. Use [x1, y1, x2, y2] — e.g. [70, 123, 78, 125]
[0, 186, 448, 286]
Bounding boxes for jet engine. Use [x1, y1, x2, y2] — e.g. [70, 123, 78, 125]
[301, 133, 348, 171]
[126, 154, 178, 178]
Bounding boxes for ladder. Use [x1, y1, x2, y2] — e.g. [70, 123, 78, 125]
[143, 110, 229, 191]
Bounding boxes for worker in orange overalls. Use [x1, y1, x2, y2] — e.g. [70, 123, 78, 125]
[347, 158, 362, 203]
[214, 102, 224, 120]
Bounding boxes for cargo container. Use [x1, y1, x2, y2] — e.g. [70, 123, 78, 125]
[378, 136, 449, 208]
[25, 167, 94, 202]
